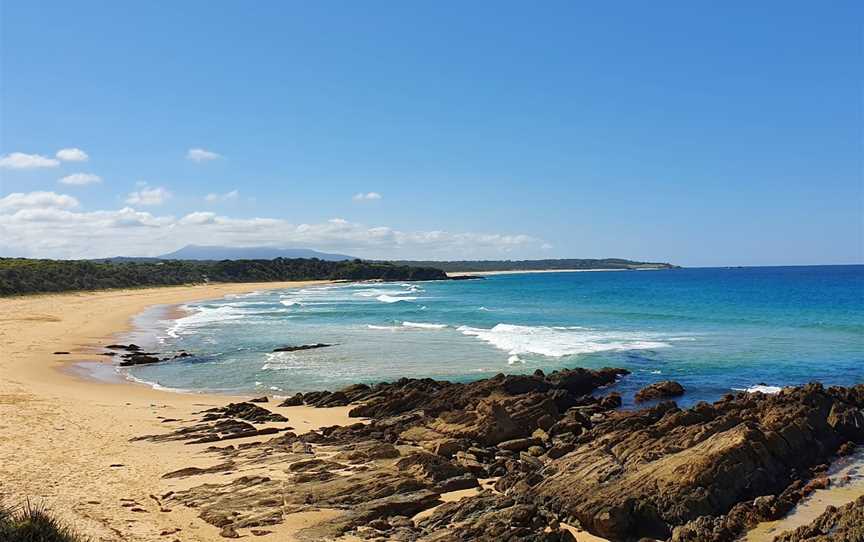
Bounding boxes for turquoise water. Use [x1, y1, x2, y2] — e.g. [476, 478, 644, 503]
[126, 266, 864, 406]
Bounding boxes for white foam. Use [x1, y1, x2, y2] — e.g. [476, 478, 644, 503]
[367, 324, 401, 331]
[224, 290, 263, 299]
[367, 322, 448, 331]
[458, 323, 672, 358]
[508, 354, 523, 365]
[377, 294, 417, 303]
[402, 321, 448, 330]
[122, 371, 193, 394]
[261, 351, 299, 371]
[281, 300, 303, 307]
[736, 385, 782, 394]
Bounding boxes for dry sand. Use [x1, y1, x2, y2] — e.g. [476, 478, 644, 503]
[0, 281, 357, 542]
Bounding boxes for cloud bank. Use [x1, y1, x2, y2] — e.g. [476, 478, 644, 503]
[0, 191, 545, 260]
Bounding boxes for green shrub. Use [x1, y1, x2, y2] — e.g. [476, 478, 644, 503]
[0, 500, 86, 542]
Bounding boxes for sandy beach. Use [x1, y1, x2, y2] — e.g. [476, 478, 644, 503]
[0, 281, 360, 542]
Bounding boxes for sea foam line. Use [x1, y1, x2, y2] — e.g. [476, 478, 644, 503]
[458, 323, 673, 358]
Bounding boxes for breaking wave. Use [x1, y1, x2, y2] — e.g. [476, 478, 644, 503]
[457, 323, 673, 358]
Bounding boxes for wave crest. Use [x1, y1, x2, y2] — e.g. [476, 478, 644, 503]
[458, 323, 673, 357]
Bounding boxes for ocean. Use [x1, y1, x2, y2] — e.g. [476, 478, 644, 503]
[124, 265, 864, 406]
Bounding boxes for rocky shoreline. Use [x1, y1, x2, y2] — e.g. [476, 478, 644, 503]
[134, 367, 864, 541]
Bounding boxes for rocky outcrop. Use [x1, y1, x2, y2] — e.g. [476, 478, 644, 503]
[414, 490, 576, 541]
[272, 343, 332, 352]
[105, 343, 141, 351]
[133, 401, 290, 444]
[115, 347, 192, 367]
[141, 369, 864, 542]
[771, 495, 864, 541]
[527, 383, 864, 541]
[201, 402, 288, 423]
[634, 380, 685, 402]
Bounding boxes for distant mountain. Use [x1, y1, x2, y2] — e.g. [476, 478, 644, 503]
[156, 245, 355, 261]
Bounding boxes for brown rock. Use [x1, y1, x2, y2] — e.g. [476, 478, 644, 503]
[634, 380, 685, 402]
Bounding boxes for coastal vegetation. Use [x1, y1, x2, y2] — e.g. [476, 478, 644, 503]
[0, 257, 447, 296]
[389, 258, 678, 272]
[0, 500, 85, 542]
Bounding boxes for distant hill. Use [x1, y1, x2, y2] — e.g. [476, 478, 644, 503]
[387, 258, 679, 272]
[156, 245, 354, 261]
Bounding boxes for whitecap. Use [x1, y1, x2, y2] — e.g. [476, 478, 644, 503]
[508, 354, 523, 365]
[261, 351, 300, 371]
[377, 294, 417, 303]
[458, 323, 672, 358]
[402, 321, 448, 330]
[735, 385, 782, 394]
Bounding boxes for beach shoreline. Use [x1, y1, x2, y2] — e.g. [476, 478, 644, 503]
[0, 280, 361, 541]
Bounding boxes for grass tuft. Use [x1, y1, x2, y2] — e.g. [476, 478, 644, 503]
[0, 499, 86, 542]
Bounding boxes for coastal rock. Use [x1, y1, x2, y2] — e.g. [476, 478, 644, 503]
[272, 343, 332, 352]
[415, 490, 575, 541]
[105, 343, 141, 351]
[201, 402, 288, 423]
[771, 495, 864, 541]
[394, 451, 478, 491]
[279, 393, 304, 407]
[498, 437, 541, 452]
[118, 353, 161, 366]
[634, 380, 685, 402]
[528, 383, 864, 540]
[149, 367, 864, 542]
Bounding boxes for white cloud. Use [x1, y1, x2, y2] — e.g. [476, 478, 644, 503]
[179, 211, 217, 225]
[353, 192, 382, 201]
[0, 196, 546, 259]
[205, 190, 239, 203]
[59, 173, 102, 186]
[0, 191, 79, 212]
[56, 148, 89, 162]
[125, 186, 171, 206]
[0, 152, 60, 169]
[187, 148, 221, 162]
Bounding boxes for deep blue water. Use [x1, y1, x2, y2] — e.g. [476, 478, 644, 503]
[126, 266, 864, 406]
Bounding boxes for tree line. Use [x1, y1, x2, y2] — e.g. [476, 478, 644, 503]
[387, 258, 678, 272]
[0, 258, 448, 296]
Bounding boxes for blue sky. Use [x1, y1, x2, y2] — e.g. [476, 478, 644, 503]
[1, 1, 861, 266]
